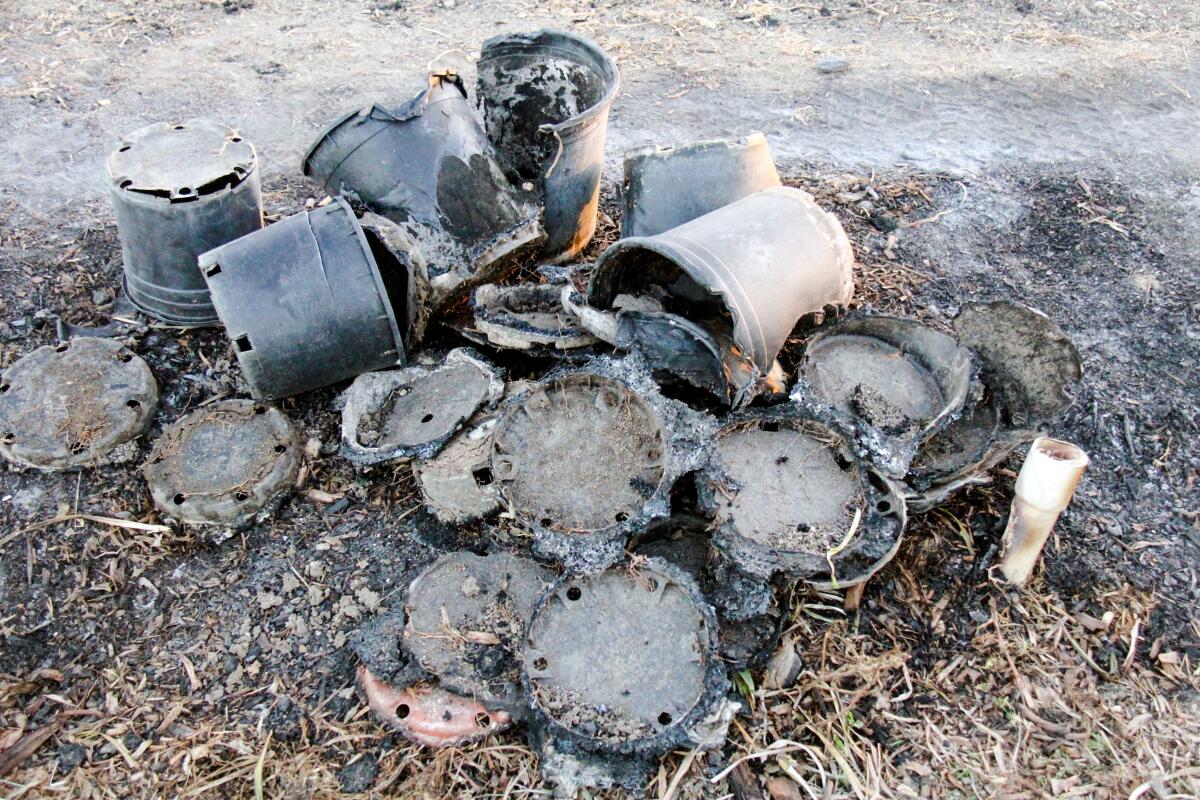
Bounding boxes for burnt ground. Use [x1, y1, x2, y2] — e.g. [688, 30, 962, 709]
[2, 1, 1200, 798]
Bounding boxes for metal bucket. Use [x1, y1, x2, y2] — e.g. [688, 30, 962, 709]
[199, 198, 408, 399]
[621, 133, 781, 239]
[589, 186, 854, 395]
[107, 119, 262, 326]
[477, 29, 620, 262]
[302, 71, 542, 295]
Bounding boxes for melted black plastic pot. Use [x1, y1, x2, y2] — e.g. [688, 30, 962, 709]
[302, 72, 542, 308]
[588, 186, 854, 405]
[199, 198, 408, 399]
[477, 30, 620, 262]
[107, 119, 262, 326]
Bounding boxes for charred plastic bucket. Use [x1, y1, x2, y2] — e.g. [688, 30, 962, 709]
[107, 119, 262, 326]
[302, 71, 542, 283]
[199, 198, 408, 399]
[589, 186, 854, 390]
[477, 29, 620, 262]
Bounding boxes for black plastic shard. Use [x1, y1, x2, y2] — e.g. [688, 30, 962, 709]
[303, 72, 542, 308]
[795, 315, 974, 476]
[0, 338, 158, 471]
[200, 198, 409, 400]
[142, 399, 300, 540]
[340, 349, 503, 466]
[470, 283, 596, 351]
[477, 30, 620, 262]
[699, 411, 906, 585]
[108, 119, 262, 326]
[403, 551, 555, 714]
[621, 133, 781, 239]
[522, 559, 728, 756]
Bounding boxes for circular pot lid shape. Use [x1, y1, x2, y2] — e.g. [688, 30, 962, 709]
[403, 551, 555, 708]
[491, 373, 667, 534]
[341, 349, 503, 466]
[703, 414, 906, 585]
[522, 559, 725, 755]
[0, 337, 158, 471]
[107, 119, 256, 202]
[143, 399, 300, 532]
[796, 316, 974, 475]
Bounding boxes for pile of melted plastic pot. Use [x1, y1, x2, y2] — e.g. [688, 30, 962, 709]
[2, 28, 1084, 797]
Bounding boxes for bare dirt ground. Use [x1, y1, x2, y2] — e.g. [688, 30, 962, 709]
[1, 1, 1199, 798]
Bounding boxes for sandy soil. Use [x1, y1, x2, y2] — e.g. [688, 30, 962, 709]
[1, 1, 1198, 798]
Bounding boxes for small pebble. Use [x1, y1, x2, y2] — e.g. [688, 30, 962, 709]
[816, 56, 850, 74]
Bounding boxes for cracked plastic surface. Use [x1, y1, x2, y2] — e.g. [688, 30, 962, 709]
[0, 338, 158, 471]
[357, 666, 512, 747]
[470, 282, 596, 351]
[142, 399, 299, 538]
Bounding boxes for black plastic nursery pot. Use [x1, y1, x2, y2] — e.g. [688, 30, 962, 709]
[199, 198, 408, 399]
[107, 118, 262, 326]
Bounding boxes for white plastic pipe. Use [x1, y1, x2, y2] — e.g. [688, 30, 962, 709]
[999, 436, 1089, 587]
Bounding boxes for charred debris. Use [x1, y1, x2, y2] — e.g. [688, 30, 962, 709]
[0, 28, 1091, 796]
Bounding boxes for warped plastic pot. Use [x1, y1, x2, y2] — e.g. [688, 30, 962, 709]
[589, 186, 854, 404]
[621, 133, 781, 239]
[478, 29, 620, 262]
[107, 119, 262, 326]
[199, 198, 407, 399]
[302, 72, 541, 306]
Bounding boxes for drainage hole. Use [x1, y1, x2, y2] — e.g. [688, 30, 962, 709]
[658, 712, 673, 726]
[472, 465, 493, 486]
[235, 335, 253, 353]
[566, 586, 582, 602]
[204, 263, 222, 278]
[614, 511, 629, 523]
[760, 421, 779, 432]
[173, 493, 187, 505]
[533, 657, 548, 671]
[234, 491, 249, 502]
[120, 180, 133, 189]
[254, 405, 267, 415]
[117, 352, 133, 363]
[118, 145, 131, 152]
[474, 712, 490, 728]
[173, 124, 186, 130]
[274, 444, 287, 454]
[54, 343, 70, 353]
[230, 136, 243, 143]
[126, 399, 141, 410]
[0, 384, 8, 393]
[177, 187, 193, 196]
[795, 522, 811, 533]
[2, 432, 15, 444]
[834, 452, 854, 471]
[539, 517, 553, 527]
[876, 500, 892, 514]
[395, 703, 410, 719]
[420, 413, 433, 423]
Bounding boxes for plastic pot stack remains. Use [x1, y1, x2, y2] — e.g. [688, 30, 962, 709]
[107, 119, 262, 326]
[200, 198, 408, 399]
[478, 29, 620, 262]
